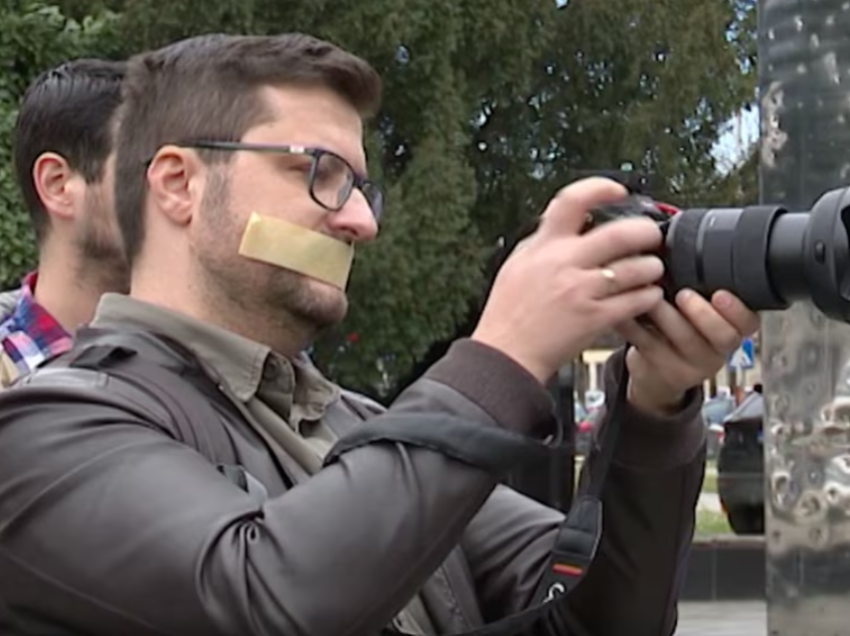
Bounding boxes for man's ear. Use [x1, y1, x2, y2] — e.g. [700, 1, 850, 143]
[146, 145, 205, 227]
[32, 152, 81, 222]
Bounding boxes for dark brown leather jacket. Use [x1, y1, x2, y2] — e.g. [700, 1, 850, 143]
[0, 322, 706, 636]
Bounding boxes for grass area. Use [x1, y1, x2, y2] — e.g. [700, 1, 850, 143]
[702, 460, 717, 494]
[695, 509, 732, 537]
[697, 460, 732, 536]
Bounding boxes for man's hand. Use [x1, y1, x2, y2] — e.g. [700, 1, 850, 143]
[616, 289, 760, 416]
[471, 177, 667, 383]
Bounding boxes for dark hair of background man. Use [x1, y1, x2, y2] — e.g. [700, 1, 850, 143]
[13, 58, 126, 244]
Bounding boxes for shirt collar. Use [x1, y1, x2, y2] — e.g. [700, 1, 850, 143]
[0, 270, 74, 373]
[5, 270, 71, 342]
[91, 293, 338, 408]
[18, 271, 40, 309]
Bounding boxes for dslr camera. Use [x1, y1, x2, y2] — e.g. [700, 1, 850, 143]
[582, 169, 850, 323]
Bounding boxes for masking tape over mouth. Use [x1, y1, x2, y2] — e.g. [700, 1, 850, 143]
[238, 213, 354, 289]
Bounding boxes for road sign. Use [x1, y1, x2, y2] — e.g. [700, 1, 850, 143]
[727, 338, 755, 371]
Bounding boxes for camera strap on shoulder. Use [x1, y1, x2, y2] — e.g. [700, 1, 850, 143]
[60, 328, 275, 487]
[58, 328, 632, 636]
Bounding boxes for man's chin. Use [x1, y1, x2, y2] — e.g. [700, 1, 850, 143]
[288, 277, 349, 329]
[313, 283, 349, 324]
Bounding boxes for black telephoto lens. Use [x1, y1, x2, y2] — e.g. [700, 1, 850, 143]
[662, 186, 850, 322]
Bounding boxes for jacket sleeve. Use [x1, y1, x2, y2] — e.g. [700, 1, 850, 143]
[0, 339, 555, 636]
[461, 346, 706, 636]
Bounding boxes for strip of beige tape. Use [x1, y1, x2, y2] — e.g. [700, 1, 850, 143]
[238, 213, 354, 289]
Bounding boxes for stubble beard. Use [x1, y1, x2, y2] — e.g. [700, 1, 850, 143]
[259, 263, 349, 333]
[74, 188, 130, 295]
[198, 172, 350, 339]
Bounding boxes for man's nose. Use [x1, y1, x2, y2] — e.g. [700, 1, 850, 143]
[326, 188, 379, 243]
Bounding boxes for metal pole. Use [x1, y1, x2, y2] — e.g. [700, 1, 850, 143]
[759, 1, 850, 633]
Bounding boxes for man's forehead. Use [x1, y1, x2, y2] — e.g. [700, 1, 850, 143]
[248, 85, 367, 171]
[259, 85, 363, 132]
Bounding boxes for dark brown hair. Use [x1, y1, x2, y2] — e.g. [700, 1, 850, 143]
[14, 59, 126, 243]
[115, 33, 383, 263]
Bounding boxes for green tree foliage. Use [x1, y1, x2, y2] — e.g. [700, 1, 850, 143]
[486, 0, 757, 213]
[0, 0, 757, 395]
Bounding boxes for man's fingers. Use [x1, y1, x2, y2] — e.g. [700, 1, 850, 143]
[677, 289, 746, 354]
[616, 319, 676, 367]
[538, 177, 628, 237]
[584, 255, 665, 299]
[642, 297, 716, 360]
[616, 319, 657, 350]
[616, 318, 693, 379]
[599, 286, 664, 326]
[572, 218, 664, 269]
[711, 290, 760, 336]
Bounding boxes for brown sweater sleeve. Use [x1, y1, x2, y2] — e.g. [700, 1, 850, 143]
[424, 338, 556, 439]
[601, 346, 706, 470]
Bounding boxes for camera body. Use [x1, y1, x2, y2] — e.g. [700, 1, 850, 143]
[583, 193, 679, 301]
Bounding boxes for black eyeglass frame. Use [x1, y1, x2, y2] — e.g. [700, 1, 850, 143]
[163, 140, 384, 221]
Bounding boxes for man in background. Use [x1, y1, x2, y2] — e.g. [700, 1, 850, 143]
[0, 58, 129, 386]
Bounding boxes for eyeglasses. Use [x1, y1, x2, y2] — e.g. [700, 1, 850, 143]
[173, 140, 384, 221]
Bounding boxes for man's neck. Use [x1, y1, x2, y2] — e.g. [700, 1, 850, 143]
[33, 259, 104, 334]
[131, 276, 314, 359]
[207, 307, 312, 359]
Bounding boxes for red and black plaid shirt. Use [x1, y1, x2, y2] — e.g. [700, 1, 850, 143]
[0, 271, 73, 381]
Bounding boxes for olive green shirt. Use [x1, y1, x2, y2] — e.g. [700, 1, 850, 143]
[92, 292, 435, 635]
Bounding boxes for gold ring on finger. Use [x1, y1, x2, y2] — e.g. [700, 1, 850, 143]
[598, 267, 618, 295]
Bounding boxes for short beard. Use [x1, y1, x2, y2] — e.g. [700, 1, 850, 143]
[196, 170, 349, 340]
[74, 189, 130, 294]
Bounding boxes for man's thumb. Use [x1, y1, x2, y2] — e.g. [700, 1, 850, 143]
[538, 177, 628, 238]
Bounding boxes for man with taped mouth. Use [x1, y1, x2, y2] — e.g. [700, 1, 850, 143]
[0, 33, 758, 636]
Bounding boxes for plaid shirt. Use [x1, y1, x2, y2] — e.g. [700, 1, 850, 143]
[0, 272, 73, 386]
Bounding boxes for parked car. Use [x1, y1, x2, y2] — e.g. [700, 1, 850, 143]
[717, 391, 765, 535]
[702, 395, 735, 425]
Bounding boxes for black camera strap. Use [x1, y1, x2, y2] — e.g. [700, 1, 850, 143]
[527, 349, 628, 610]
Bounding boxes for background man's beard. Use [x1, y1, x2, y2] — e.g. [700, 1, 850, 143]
[75, 217, 130, 294]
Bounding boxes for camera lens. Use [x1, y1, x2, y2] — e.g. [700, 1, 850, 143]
[663, 186, 850, 322]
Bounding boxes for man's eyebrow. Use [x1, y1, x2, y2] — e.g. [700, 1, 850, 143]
[239, 138, 369, 179]
[318, 145, 368, 179]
